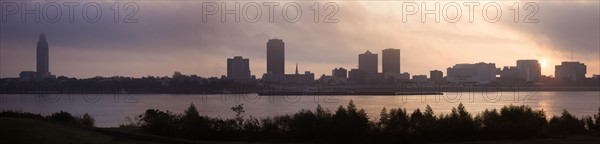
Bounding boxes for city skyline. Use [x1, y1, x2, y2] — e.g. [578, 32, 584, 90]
[1, 1, 599, 78]
[8, 33, 595, 82]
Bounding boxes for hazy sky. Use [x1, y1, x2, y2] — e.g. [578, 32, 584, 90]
[1, 0, 599, 78]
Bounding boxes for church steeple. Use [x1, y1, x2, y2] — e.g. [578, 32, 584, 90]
[295, 63, 299, 75]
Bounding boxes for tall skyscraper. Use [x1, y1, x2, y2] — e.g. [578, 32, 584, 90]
[382, 48, 400, 74]
[36, 33, 50, 78]
[227, 56, 251, 81]
[516, 60, 541, 82]
[267, 39, 284, 75]
[555, 61, 587, 82]
[359, 51, 378, 80]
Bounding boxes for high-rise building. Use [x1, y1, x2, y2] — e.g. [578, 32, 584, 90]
[332, 67, 348, 79]
[359, 51, 378, 80]
[382, 48, 400, 74]
[555, 61, 586, 81]
[36, 33, 50, 79]
[227, 56, 251, 81]
[430, 70, 444, 83]
[446, 62, 497, 84]
[266, 39, 284, 75]
[516, 60, 541, 82]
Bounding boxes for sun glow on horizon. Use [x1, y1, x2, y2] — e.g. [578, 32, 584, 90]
[540, 60, 548, 68]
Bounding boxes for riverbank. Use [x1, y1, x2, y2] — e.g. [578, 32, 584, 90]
[2, 108, 600, 144]
[2, 85, 599, 94]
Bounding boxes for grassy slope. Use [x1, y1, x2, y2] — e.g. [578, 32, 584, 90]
[0, 117, 116, 144]
[0, 117, 294, 144]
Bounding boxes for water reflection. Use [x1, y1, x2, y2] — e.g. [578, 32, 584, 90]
[0, 91, 598, 127]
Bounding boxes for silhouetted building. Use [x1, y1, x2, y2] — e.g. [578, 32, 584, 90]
[19, 33, 54, 81]
[412, 75, 428, 83]
[446, 62, 497, 84]
[36, 33, 52, 80]
[332, 67, 348, 79]
[516, 60, 541, 82]
[319, 74, 347, 85]
[499, 66, 521, 81]
[383, 72, 401, 81]
[262, 64, 314, 84]
[555, 61, 586, 82]
[227, 56, 252, 82]
[399, 72, 410, 81]
[267, 39, 284, 75]
[382, 48, 400, 74]
[359, 51, 378, 81]
[430, 70, 444, 83]
[348, 69, 365, 84]
[19, 71, 37, 82]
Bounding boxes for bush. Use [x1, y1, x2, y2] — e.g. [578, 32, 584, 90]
[476, 105, 548, 139]
[130, 102, 599, 143]
[0, 111, 44, 120]
[437, 103, 478, 141]
[330, 100, 371, 142]
[180, 103, 211, 138]
[547, 109, 586, 136]
[47, 111, 78, 124]
[80, 113, 95, 127]
[138, 109, 180, 135]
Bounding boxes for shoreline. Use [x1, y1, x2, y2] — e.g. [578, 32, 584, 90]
[2, 87, 598, 95]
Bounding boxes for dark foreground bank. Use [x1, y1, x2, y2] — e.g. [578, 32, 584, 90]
[1, 102, 600, 143]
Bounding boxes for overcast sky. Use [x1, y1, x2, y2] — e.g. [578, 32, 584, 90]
[1, 0, 599, 78]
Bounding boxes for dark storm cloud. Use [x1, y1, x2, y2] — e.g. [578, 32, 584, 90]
[503, 2, 599, 60]
[1, 1, 371, 77]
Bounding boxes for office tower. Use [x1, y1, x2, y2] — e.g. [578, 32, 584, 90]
[555, 61, 587, 81]
[430, 70, 444, 83]
[36, 33, 49, 78]
[266, 39, 284, 75]
[446, 62, 497, 84]
[332, 67, 348, 79]
[382, 48, 400, 74]
[359, 51, 378, 80]
[516, 60, 541, 82]
[227, 56, 251, 81]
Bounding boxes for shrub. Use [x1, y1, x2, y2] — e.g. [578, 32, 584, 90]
[129, 102, 599, 143]
[47, 111, 79, 124]
[547, 109, 586, 136]
[80, 113, 95, 127]
[437, 103, 478, 141]
[137, 109, 180, 135]
[0, 111, 44, 120]
[476, 105, 547, 139]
